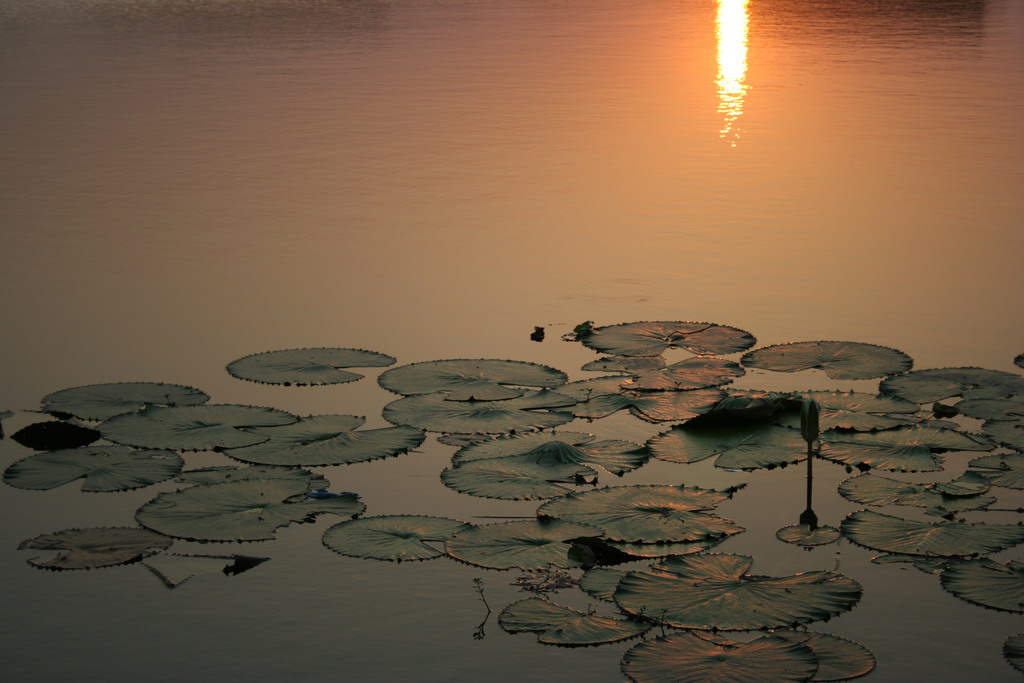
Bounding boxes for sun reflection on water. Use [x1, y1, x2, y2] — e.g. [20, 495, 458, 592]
[716, 0, 750, 146]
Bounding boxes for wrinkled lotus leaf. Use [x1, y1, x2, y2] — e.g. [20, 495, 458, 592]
[614, 553, 862, 630]
[580, 567, 628, 601]
[323, 515, 472, 562]
[136, 477, 364, 541]
[957, 398, 1024, 421]
[870, 553, 949, 574]
[444, 519, 601, 570]
[776, 524, 841, 546]
[452, 431, 648, 475]
[441, 456, 596, 500]
[224, 414, 425, 467]
[19, 527, 172, 570]
[41, 382, 210, 420]
[741, 341, 912, 380]
[839, 509, 1024, 557]
[574, 388, 727, 423]
[768, 631, 876, 681]
[647, 423, 805, 470]
[819, 425, 993, 473]
[940, 558, 1024, 613]
[621, 631, 818, 683]
[142, 553, 269, 588]
[436, 433, 493, 447]
[175, 464, 330, 489]
[378, 358, 567, 401]
[537, 484, 744, 543]
[498, 596, 649, 646]
[880, 367, 1024, 404]
[579, 320, 757, 357]
[382, 390, 575, 434]
[693, 390, 790, 425]
[582, 355, 745, 391]
[968, 453, 1024, 489]
[3, 446, 183, 492]
[838, 472, 995, 514]
[12, 420, 100, 451]
[1005, 633, 1024, 673]
[773, 391, 918, 432]
[100, 404, 297, 450]
[981, 419, 1024, 451]
[226, 347, 395, 386]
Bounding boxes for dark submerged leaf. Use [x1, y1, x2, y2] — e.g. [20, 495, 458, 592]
[12, 421, 100, 451]
[226, 347, 395, 385]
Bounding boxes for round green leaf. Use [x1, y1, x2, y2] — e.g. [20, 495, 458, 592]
[441, 456, 596, 500]
[582, 355, 744, 391]
[18, 527, 172, 570]
[819, 425, 992, 473]
[378, 358, 567, 400]
[776, 524, 841, 546]
[3, 446, 183, 492]
[840, 509, 1024, 557]
[880, 367, 1024, 403]
[957, 398, 1024, 421]
[767, 631, 876, 681]
[981, 419, 1024, 451]
[452, 431, 648, 475]
[382, 390, 575, 434]
[498, 596, 649, 646]
[838, 472, 995, 514]
[579, 320, 757, 357]
[100, 404, 298, 450]
[940, 558, 1024, 613]
[226, 347, 395, 385]
[572, 388, 726, 423]
[968, 453, 1024, 489]
[647, 423, 805, 470]
[741, 341, 912, 380]
[175, 464, 330, 489]
[444, 519, 601, 570]
[41, 382, 209, 420]
[323, 515, 472, 562]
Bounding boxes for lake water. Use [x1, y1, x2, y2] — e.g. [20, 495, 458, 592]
[1, 0, 1022, 681]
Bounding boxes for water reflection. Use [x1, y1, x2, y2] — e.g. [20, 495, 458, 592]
[715, 0, 750, 146]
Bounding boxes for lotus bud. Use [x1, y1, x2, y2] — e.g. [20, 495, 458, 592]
[800, 398, 820, 445]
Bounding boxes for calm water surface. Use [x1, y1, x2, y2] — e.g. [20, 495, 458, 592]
[2, 1, 1022, 681]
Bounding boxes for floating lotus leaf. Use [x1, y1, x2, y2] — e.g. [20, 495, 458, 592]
[452, 431, 648, 475]
[880, 367, 1024, 403]
[582, 355, 744, 391]
[323, 515, 472, 562]
[957, 398, 1024, 421]
[18, 527, 173, 570]
[613, 553, 862, 630]
[142, 553, 269, 588]
[573, 388, 727, 423]
[175, 464, 331, 489]
[12, 420, 100, 451]
[839, 509, 1024, 556]
[968, 453, 1024, 489]
[382, 390, 575, 434]
[741, 341, 912, 380]
[647, 423, 805, 470]
[3, 446, 183, 492]
[604, 538, 721, 558]
[981, 419, 1024, 451]
[378, 358, 567, 401]
[498, 596, 649, 646]
[555, 376, 626, 402]
[100, 404, 298, 450]
[837, 472, 995, 514]
[578, 320, 756, 357]
[580, 567, 628, 601]
[870, 553, 949, 574]
[441, 456, 596, 500]
[1005, 633, 1024, 673]
[537, 484, 744, 543]
[444, 519, 601, 570]
[41, 382, 210, 420]
[693, 390, 790, 424]
[136, 477, 364, 541]
[621, 631, 818, 683]
[226, 347, 395, 385]
[224, 414, 425, 466]
[773, 391, 918, 432]
[819, 425, 993, 473]
[767, 631, 876, 681]
[776, 524, 841, 546]
[940, 558, 1024, 612]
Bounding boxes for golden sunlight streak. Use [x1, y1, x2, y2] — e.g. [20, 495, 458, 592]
[716, 0, 750, 146]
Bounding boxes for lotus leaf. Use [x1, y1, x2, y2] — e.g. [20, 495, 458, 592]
[776, 524, 841, 546]
[604, 538, 721, 558]
[19, 527, 173, 570]
[537, 484, 744, 543]
[819, 425, 993, 473]
[870, 553, 949, 574]
[378, 358, 567, 401]
[441, 456, 596, 500]
[323, 515, 472, 562]
[1005, 633, 1024, 673]
[3, 446, 183, 492]
[382, 390, 575, 434]
[968, 453, 1024, 489]
[100, 404, 297, 450]
[226, 347, 395, 385]
[837, 472, 994, 514]
[175, 464, 330, 489]
[578, 320, 756, 357]
[574, 388, 727, 423]
[580, 567, 628, 601]
[880, 367, 1024, 403]
[452, 431, 648, 475]
[957, 398, 1024, 421]
[981, 419, 1024, 451]
[647, 423, 805, 470]
[143, 553, 269, 588]
[12, 420, 100, 451]
[772, 391, 918, 432]
[621, 631, 818, 683]
[613, 553, 862, 630]
[41, 381, 209, 420]
[940, 558, 1024, 612]
[224, 414, 425, 466]
[444, 519, 601, 570]
[582, 355, 744, 391]
[498, 596, 649, 646]
[839, 509, 1024, 556]
[136, 477, 364, 541]
[741, 341, 912, 380]
[767, 631, 876, 681]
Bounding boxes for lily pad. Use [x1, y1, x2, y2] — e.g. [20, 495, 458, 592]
[12, 420, 100, 451]
[578, 320, 756, 357]
[444, 519, 601, 570]
[880, 367, 1024, 403]
[968, 453, 1024, 489]
[580, 567, 629, 601]
[498, 596, 649, 646]
[18, 527, 172, 570]
[226, 347, 395, 385]
[3, 446, 183, 492]
[224, 415, 425, 467]
[621, 631, 818, 683]
[837, 472, 995, 514]
[537, 484, 745, 543]
[741, 341, 912, 380]
[613, 553, 862, 630]
[819, 425, 993, 473]
[175, 464, 331, 489]
[773, 391, 919, 432]
[378, 358, 567, 401]
[839, 509, 1024, 556]
[940, 558, 1024, 612]
[323, 515, 472, 562]
[441, 456, 596, 500]
[956, 398, 1024, 421]
[41, 382, 209, 420]
[981, 419, 1024, 451]
[100, 404, 298, 450]
[776, 524, 842, 546]
[572, 387, 727, 423]
[382, 390, 576, 434]
[767, 631, 876, 681]
[647, 422, 805, 470]
[135, 477, 364, 541]
[452, 431, 648, 475]
[582, 355, 744, 391]
[1005, 633, 1024, 673]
